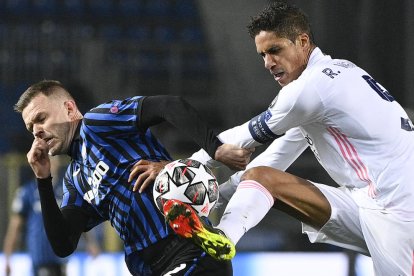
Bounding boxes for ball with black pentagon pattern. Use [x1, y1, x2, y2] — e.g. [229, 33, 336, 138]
[153, 158, 219, 217]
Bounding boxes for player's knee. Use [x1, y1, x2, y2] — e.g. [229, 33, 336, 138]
[241, 166, 283, 188]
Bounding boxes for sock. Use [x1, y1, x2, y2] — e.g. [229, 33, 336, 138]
[216, 180, 274, 244]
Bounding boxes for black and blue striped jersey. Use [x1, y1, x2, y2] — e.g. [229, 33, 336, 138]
[61, 96, 173, 255]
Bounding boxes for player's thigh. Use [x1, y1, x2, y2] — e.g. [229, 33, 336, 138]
[161, 252, 232, 276]
[243, 166, 331, 228]
[303, 184, 368, 254]
[360, 209, 414, 275]
[159, 240, 232, 276]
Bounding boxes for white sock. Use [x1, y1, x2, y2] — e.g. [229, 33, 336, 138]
[216, 180, 274, 244]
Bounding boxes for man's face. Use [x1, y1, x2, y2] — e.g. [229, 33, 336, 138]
[255, 31, 309, 87]
[22, 93, 72, 156]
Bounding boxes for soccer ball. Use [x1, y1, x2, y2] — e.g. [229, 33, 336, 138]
[153, 158, 219, 217]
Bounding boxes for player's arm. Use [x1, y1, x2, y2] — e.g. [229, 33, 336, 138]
[27, 136, 87, 257]
[190, 112, 282, 165]
[37, 177, 89, 257]
[218, 128, 308, 203]
[139, 96, 252, 167]
[129, 96, 252, 192]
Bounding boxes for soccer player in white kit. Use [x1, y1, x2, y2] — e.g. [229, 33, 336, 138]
[162, 2, 414, 275]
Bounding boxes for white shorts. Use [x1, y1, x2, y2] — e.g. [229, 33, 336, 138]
[302, 183, 414, 275]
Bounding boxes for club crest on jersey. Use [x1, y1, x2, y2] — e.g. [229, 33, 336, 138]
[110, 101, 120, 114]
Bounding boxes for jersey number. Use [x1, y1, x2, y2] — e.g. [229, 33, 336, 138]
[362, 75, 394, 102]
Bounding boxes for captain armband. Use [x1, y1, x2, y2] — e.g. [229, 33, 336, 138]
[248, 110, 279, 144]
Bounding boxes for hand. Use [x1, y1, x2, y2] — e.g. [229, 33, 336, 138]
[214, 144, 254, 171]
[128, 160, 171, 193]
[26, 138, 51, 179]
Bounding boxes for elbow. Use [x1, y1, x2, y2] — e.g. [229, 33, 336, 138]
[49, 238, 77, 257]
[52, 245, 76, 258]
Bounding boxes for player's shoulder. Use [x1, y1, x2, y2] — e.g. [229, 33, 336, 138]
[306, 54, 364, 90]
[86, 96, 144, 116]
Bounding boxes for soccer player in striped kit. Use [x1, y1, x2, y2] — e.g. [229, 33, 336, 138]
[164, 2, 414, 275]
[14, 80, 252, 276]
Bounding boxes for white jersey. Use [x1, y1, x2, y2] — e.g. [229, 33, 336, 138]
[193, 47, 414, 221]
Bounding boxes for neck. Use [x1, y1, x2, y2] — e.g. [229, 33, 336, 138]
[301, 44, 316, 72]
[69, 118, 81, 143]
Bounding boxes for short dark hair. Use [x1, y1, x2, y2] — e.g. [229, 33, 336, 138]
[247, 1, 315, 44]
[14, 80, 73, 113]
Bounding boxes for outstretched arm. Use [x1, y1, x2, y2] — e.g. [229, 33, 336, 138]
[129, 96, 253, 192]
[138, 95, 252, 169]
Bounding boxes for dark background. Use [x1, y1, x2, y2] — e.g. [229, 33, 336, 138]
[0, 0, 413, 255]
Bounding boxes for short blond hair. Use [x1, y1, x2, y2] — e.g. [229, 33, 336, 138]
[14, 80, 74, 113]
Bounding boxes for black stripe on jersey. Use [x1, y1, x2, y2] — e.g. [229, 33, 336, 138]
[133, 134, 157, 157]
[147, 132, 172, 160]
[106, 138, 136, 162]
[133, 194, 164, 241]
[109, 190, 131, 229]
[124, 138, 150, 160]
[77, 166, 95, 199]
[63, 176, 79, 206]
[83, 131, 120, 170]
[127, 210, 152, 247]
[84, 117, 133, 127]
[86, 129, 141, 139]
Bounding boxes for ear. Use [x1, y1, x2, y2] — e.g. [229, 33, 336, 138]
[296, 33, 310, 48]
[64, 100, 78, 120]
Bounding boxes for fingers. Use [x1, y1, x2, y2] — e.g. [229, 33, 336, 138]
[129, 163, 147, 182]
[215, 144, 255, 171]
[26, 138, 51, 178]
[132, 171, 157, 193]
[132, 172, 148, 192]
[27, 138, 49, 163]
[129, 160, 170, 192]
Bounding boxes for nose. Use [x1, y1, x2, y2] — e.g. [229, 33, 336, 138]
[263, 54, 275, 70]
[33, 125, 44, 139]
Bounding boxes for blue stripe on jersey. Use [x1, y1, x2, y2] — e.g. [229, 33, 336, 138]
[61, 96, 173, 254]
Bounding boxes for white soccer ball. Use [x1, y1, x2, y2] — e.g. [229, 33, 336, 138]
[153, 158, 219, 217]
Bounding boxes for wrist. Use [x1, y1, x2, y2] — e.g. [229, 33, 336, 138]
[214, 144, 223, 162]
[37, 175, 53, 186]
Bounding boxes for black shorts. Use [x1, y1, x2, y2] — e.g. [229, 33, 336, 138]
[126, 235, 233, 276]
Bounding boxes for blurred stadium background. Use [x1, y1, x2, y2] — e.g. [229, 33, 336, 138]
[0, 0, 413, 275]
